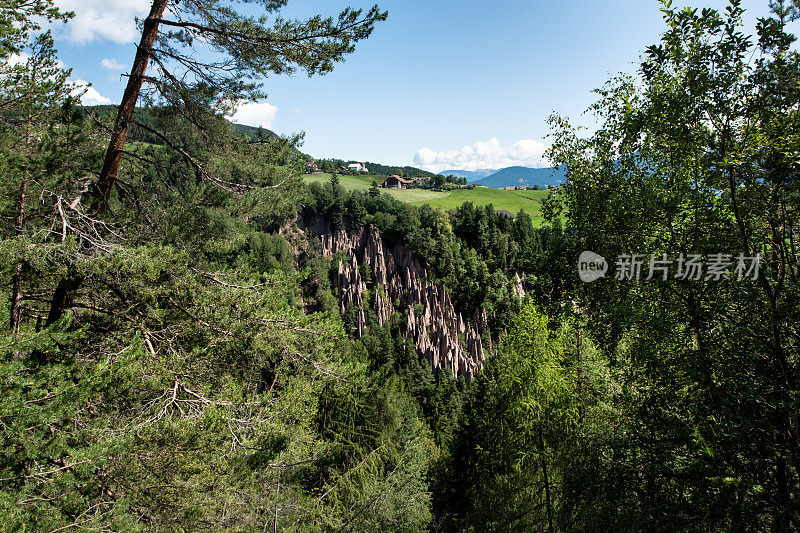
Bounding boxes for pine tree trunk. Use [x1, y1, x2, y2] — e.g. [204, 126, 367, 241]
[9, 111, 30, 332]
[9, 248, 24, 332]
[9, 253, 24, 332]
[92, 0, 169, 211]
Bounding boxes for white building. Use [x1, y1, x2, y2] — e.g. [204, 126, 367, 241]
[347, 162, 368, 172]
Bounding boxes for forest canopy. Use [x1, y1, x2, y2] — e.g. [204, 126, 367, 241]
[1, 0, 799, 531]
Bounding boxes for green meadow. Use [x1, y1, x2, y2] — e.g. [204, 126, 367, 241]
[302, 173, 548, 224]
[302, 172, 373, 191]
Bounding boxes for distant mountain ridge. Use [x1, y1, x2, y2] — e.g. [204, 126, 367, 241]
[439, 169, 495, 182]
[475, 166, 565, 189]
[435, 166, 566, 188]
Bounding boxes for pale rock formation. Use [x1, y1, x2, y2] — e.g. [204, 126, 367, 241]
[302, 216, 487, 379]
[512, 272, 526, 300]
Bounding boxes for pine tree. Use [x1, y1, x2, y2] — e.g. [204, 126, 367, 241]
[0, 1, 86, 332]
[91, 0, 387, 211]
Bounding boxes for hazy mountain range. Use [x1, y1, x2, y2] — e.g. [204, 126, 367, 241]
[439, 169, 496, 182]
[440, 166, 566, 189]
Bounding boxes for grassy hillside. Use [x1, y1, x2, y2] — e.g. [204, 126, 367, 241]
[302, 173, 548, 223]
[303, 172, 374, 191]
[417, 187, 546, 217]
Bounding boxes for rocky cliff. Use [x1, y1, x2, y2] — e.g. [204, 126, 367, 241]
[301, 216, 487, 379]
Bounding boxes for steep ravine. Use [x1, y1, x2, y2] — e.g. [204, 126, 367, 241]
[299, 216, 491, 379]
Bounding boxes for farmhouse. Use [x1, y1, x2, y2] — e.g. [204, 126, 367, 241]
[380, 175, 415, 189]
[347, 162, 368, 172]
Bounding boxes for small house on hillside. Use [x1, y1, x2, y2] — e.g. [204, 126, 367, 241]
[380, 175, 414, 189]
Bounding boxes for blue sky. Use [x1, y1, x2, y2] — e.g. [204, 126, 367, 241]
[51, 0, 773, 171]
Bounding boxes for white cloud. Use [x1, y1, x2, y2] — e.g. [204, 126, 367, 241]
[5, 52, 30, 67]
[70, 79, 113, 105]
[54, 0, 151, 44]
[100, 58, 126, 71]
[6, 53, 70, 72]
[3, 54, 113, 106]
[413, 137, 550, 172]
[228, 101, 279, 129]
